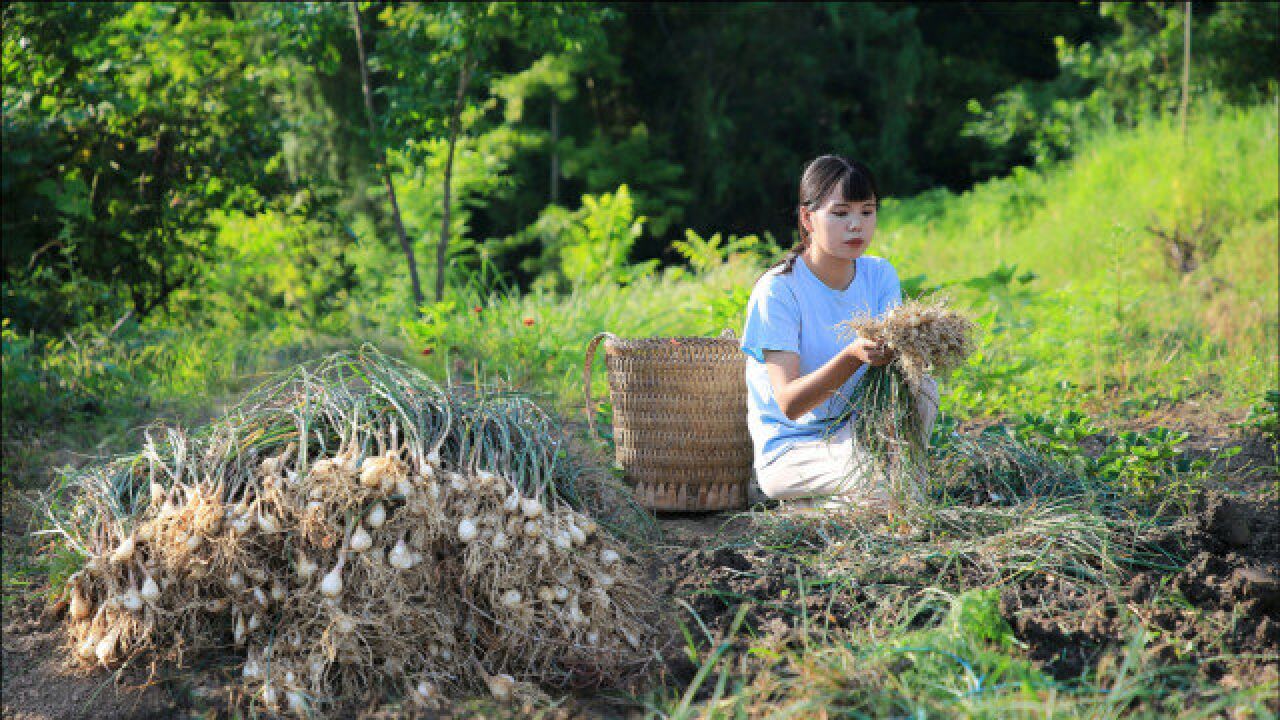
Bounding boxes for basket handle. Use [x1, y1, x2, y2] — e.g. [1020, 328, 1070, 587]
[583, 331, 620, 442]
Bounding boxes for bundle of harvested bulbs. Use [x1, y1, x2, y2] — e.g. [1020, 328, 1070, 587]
[45, 346, 659, 716]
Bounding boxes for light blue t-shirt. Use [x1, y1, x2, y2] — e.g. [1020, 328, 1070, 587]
[739, 254, 902, 470]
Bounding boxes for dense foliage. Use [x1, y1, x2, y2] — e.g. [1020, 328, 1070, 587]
[5, 1, 1276, 334]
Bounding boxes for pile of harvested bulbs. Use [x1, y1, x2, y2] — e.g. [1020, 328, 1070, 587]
[47, 347, 659, 716]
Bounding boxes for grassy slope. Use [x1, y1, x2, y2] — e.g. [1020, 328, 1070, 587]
[876, 103, 1278, 418]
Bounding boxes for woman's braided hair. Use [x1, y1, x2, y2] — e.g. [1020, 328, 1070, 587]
[770, 155, 879, 275]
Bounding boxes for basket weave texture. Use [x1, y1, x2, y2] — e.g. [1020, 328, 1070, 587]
[584, 330, 752, 512]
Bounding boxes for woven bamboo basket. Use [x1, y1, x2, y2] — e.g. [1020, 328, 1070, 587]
[584, 330, 752, 512]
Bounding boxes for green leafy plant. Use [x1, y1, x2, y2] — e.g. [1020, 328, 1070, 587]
[672, 229, 770, 275]
[1232, 389, 1279, 441]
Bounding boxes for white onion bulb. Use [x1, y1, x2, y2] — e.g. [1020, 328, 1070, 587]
[503, 492, 520, 513]
[600, 549, 620, 566]
[70, 585, 91, 621]
[520, 498, 543, 519]
[256, 510, 279, 534]
[457, 518, 478, 543]
[492, 532, 509, 551]
[296, 552, 317, 581]
[77, 632, 98, 660]
[359, 456, 387, 488]
[350, 524, 372, 553]
[486, 673, 515, 701]
[320, 555, 346, 598]
[140, 573, 161, 603]
[415, 680, 435, 703]
[388, 537, 413, 570]
[568, 524, 586, 546]
[110, 535, 136, 564]
[95, 627, 121, 665]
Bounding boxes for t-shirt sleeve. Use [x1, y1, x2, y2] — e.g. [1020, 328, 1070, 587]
[740, 275, 801, 363]
[877, 259, 903, 314]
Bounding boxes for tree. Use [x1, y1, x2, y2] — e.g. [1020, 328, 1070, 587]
[374, 2, 610, 302]
[351, 1, 424, 310]
[3, 2, 285, 331]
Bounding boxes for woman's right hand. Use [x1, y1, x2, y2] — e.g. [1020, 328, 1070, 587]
[847, 337, 893, 367]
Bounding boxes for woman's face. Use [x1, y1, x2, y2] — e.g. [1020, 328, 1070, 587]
[801, 194, 878, 262]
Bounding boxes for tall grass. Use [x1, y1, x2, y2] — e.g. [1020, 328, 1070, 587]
[876, 104, 1278, 416]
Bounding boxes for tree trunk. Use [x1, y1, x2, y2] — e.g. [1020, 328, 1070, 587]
[351, 1, 424, 313]
[550, 97, 560, 205]
[436, 56, 473, 303]
[1179, 1, 1192, 141]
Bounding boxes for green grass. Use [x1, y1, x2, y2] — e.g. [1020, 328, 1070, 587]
[6, 104, 1273, 452]
[2, 103, 1276, 718]
[877, 103, 1278, 418]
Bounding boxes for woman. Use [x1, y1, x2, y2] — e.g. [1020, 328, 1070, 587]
[740, 155, 939, 512]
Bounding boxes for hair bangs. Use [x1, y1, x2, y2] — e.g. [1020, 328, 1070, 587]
[835, 165, 877, 205]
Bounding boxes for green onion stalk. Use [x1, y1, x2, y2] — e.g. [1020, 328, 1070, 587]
[829, 298, 978, 516]
[831, 361, 930, 514]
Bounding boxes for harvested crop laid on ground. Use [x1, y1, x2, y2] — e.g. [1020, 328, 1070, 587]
[40, 346, 661, 717]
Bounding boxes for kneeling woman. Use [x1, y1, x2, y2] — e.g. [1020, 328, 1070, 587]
[740, 155, 938, 512]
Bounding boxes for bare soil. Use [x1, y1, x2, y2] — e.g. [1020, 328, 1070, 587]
[654, 490, 1279, 711]
[1002, 492, 1280, 687]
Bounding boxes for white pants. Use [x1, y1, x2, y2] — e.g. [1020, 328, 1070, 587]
[755, 376, 939, 511]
